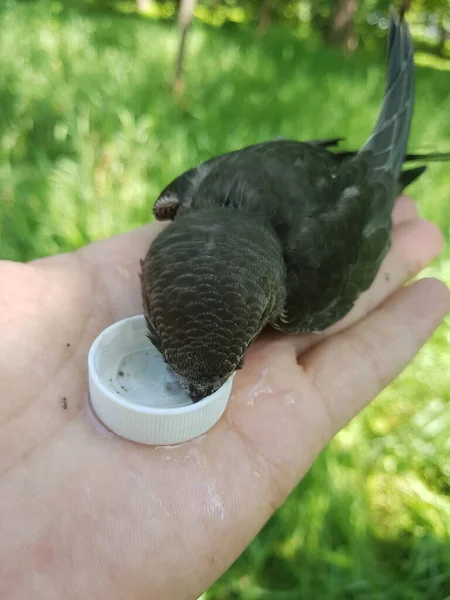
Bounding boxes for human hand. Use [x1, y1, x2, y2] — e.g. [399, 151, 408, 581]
[0, 195, 448, 600]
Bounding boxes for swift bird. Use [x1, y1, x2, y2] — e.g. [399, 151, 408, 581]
[140, 10, 449, 401]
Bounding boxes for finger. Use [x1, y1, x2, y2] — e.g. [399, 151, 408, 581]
[29, 196, 419, 325]
[78, 222, 169, 318]
[224, 278, 449, 528]
[290, 218, 444, 355]
[79, 222, 167, 267]
[301, 277, 450, 438]
[33, 196, 416, 267]
[32, 222, 166, 269]
[31, 222, 168, 322]
[391, 194, 418, 225]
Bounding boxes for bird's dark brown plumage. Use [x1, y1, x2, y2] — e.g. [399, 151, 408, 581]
[140, 11, 449, 401]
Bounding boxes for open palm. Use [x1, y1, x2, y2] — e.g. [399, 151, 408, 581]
[0, 195, 448, 600]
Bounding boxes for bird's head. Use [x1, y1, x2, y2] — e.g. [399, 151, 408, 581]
[140, 209, 285, 402]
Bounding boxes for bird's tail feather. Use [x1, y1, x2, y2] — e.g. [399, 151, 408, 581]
[397, 166, 426, 192]
[334, 149, 450, 190]
[401, 151, 450, 162]
[332, 149, 450, 164]
[359, 9, 414, 177]
[397, 151, 450, 191]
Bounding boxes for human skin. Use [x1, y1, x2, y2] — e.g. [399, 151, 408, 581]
[0, 195, 449, 600]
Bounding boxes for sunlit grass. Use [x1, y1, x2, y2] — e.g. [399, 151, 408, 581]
[1, 3, 449, 598]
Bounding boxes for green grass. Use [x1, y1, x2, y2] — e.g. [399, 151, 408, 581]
[1, 3, 450, 598]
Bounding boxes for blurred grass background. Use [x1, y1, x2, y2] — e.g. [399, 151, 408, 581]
[0, 1, 449, 598]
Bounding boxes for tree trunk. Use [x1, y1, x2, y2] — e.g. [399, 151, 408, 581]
[399, 0, 411, 19]
[325, 0, 359, 53]
[257, 0, 274, 36]
[173, 0, 197, 97]
[438, 19, 449, 57]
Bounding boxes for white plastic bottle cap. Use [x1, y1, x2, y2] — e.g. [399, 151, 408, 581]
[87, 315, 235, 445]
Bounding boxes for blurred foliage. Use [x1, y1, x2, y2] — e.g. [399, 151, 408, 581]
[12, 0, 450, 58]
[12, 0, 450, 27]
[0, 1, 450, 598]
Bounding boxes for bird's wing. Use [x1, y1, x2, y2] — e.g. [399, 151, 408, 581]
[274, 160, 393, 333]
[273, 136, 345, 148]
[307, 137, 345, 148]
[274, 11, 415, 332]
[153, 138, 346, 221]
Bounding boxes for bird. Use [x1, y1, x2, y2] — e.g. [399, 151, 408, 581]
[140, 9, 449, 402]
